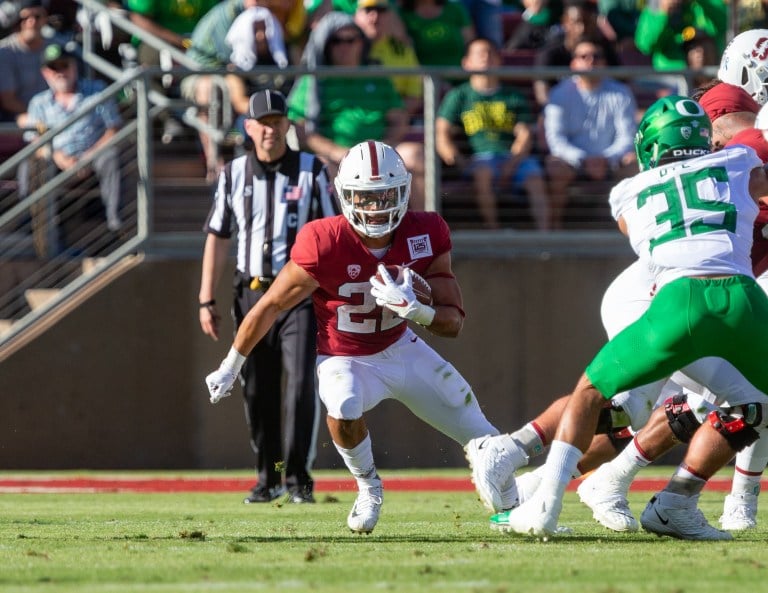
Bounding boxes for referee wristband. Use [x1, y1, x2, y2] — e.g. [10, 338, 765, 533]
[199, 299, 216, 308]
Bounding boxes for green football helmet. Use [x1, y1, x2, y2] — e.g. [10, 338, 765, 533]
[634, 95, 712, 171]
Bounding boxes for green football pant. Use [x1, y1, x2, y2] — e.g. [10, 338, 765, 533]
[586, 275, 768, 399]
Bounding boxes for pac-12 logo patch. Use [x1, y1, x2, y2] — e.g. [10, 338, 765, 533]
[407, 234, 433, 260]
[347, 264, 361, 279]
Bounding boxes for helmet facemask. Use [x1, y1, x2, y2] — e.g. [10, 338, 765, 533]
[339, 184, 410, 238]
[335, 141, 411, 238]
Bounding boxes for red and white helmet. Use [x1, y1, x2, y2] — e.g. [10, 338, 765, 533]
[335, 140, 411, 238]
[718, 29, 768, 105]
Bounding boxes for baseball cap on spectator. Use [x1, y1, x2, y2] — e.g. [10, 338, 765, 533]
[18, 0, 47, 10]
[699, 83, 760, 123]
[42, 42, 76, 66]
[682, 27, 711, 50]
[248, 89, 287, 120]
[727, 128, 768, 163]
[357, 0, 389, 8]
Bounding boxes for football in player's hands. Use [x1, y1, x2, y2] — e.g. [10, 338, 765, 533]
[375, 265, 433, 305]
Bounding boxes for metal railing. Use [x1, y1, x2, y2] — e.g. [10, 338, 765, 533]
[76, 0, 232, 154]
[72, 0, 716, 215]
[0, 69, 152, 348]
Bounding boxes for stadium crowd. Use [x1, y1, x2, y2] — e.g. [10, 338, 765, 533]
[0, 0, 760, 231]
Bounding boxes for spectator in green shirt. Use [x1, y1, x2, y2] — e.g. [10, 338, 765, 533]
[436, 37, 550, 229]
[634, 0, 727, 72]
[123, 0, 220, 61]
[399, 0, 475, 67]
[123, 0, 220, 145]
[287, 11, 426, 209]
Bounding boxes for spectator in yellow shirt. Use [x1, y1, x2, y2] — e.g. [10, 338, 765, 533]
[354, 0, 423, 119]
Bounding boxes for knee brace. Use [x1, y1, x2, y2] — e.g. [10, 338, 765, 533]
[595, 402, 631, 434]
[595, 403, 613, 434]
[664, 394, 700, 444]
[708, 404, 763, 451]
[730, 403, 765, 428]
[595, 402, 633, 451]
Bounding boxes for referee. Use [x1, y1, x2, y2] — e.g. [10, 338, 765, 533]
[198, 89, 339, 504]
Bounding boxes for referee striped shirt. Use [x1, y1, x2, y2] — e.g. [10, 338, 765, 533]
[204, 149, 338, 279]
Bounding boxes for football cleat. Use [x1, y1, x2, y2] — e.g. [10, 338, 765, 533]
[515, 469, 542, 505]
[243, 484, 285, 504]
[719, 493, 758, 530]
[500, 479, 520, 511]
[465, 435, 528, 512]
[287, 484, 316, 504]
[640, 491, 732, 540]
[577, 470, 638, 532]
[490, 491, 564, 537]
[347, 478, 383, 534]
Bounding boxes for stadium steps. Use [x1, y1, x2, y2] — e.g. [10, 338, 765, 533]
[0, 253, 145, 363]
[25, 288, 61, 311]
[81, 257, 108, 275]
[151, 123, 215, 233]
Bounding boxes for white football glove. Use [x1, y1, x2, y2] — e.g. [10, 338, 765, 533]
[206, 347, 246, 404]
[370, 263, 435, 326]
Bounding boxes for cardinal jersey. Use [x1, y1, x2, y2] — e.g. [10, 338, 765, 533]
[291, 211, 451, 356]
[753, 204, 768, 278]
[609, 146, 761, 290]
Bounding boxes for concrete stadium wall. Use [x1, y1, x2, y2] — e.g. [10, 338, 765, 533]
[0, 251, 634, 470]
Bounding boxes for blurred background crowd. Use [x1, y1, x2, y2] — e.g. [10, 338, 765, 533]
[0, 0, 765, 234]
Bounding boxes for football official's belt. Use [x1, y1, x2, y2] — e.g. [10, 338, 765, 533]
[249, 276, 274, 291]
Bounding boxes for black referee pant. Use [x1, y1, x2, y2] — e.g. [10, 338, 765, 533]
[234, 284, 318, 494]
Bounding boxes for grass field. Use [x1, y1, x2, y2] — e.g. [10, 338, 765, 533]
[1, 469, 766, 593]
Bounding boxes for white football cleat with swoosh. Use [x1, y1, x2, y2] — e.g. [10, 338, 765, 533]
[640, 491, 732, 540]
[465, 434, 528, 512]
[490, 490, 564, 537]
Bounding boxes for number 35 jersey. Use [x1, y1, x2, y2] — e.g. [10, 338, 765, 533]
[291, 211, 451, 356]
[609, 146, 762, 290]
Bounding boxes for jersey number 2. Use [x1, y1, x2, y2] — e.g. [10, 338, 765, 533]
[337, 282, 404, 333]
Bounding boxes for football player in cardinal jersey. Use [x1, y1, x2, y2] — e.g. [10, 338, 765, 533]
[205, 140, 507, 533]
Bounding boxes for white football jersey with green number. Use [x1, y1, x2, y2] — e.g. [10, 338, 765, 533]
[609, 146, 761, 289]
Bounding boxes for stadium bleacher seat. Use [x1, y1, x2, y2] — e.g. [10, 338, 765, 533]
[500, 49, 537, 67]
[501, 11, 523, 43]
[0, 132, 25, 163]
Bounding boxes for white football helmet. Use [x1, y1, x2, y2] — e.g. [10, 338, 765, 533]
[335, 140, 411, 238]
[718, 29, 768, 105]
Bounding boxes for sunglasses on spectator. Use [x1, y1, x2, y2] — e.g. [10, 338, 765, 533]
[575, 51, 604, 60]
[46, 60, 72, 72]
[363, 6, 388, 12]
[329, 35, 362, 45]
[20, 11, 46, 21]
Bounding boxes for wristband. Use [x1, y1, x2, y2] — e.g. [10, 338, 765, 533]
[199, 299, 216, 308]
[222, 346, 247, 374]
[412, 302, 436, 327]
